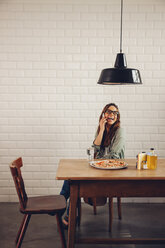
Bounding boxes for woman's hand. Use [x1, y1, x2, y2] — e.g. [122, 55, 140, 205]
[94, 115, 107, 146]
[99, 116, 107, 131]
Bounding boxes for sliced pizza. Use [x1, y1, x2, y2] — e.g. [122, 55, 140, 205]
[91, 159, 127, 170]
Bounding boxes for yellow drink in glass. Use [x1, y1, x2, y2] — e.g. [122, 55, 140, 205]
[147, 148, 157, 170]
[147, 154, 157, 169]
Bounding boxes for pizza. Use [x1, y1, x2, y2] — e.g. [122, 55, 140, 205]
[90, 159, 127, 170]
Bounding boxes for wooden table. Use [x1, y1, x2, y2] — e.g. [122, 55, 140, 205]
[56, 159, 165, 248]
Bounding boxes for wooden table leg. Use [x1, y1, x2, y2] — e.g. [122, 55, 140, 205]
[77, 197, 81, 227]
[117, 197, 122, 220]
[108, 197, 113, 232]
[68, 182, 78, 248]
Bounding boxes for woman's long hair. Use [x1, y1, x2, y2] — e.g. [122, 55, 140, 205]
[97, 103, 120, 147]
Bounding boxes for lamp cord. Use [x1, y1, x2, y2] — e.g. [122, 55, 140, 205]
[120, 0, 123, 53]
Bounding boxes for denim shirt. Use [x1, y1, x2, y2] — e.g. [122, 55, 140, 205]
[93, 127, 125, 159]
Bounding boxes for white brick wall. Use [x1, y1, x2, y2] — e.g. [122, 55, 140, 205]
[0, 0, 165, 202]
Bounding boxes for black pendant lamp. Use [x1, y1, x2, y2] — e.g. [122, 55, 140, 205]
[98, 0, 142, 85]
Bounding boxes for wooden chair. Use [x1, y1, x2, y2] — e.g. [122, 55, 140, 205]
[81, 196, 122, 232]
[10, 157, 66, 248]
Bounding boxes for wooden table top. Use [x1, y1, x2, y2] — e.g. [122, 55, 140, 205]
[56, 159, 165, 181]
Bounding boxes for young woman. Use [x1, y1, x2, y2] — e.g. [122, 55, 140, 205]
[60, 103, 125, 228]
[93, 103, 125, 159]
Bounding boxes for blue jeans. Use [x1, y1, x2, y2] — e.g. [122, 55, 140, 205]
[60, 180, 70, 216]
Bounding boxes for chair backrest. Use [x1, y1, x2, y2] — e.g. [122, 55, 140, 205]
[10, 157, 28, 210]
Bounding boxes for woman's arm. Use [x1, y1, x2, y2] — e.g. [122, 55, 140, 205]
[93, 129, 104, 146]
[93, 116, 107, 145]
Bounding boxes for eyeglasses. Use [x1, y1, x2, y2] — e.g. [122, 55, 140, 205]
[105, 110, 119, 116]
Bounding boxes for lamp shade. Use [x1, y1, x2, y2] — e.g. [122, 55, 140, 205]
[98, 53, 142, 85]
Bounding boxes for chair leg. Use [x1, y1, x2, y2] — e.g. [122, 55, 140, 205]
[15, 214, 27, 244]
[92, 197, 97, 215]
[77, 197, 81, 227]
[117, 197, 122, 220]
[16, 214, 31, 248]
[56, 213, 66, 248]
[108, 197, 113, 232]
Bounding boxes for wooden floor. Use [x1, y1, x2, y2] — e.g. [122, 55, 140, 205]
[0, 202, 165, 248]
